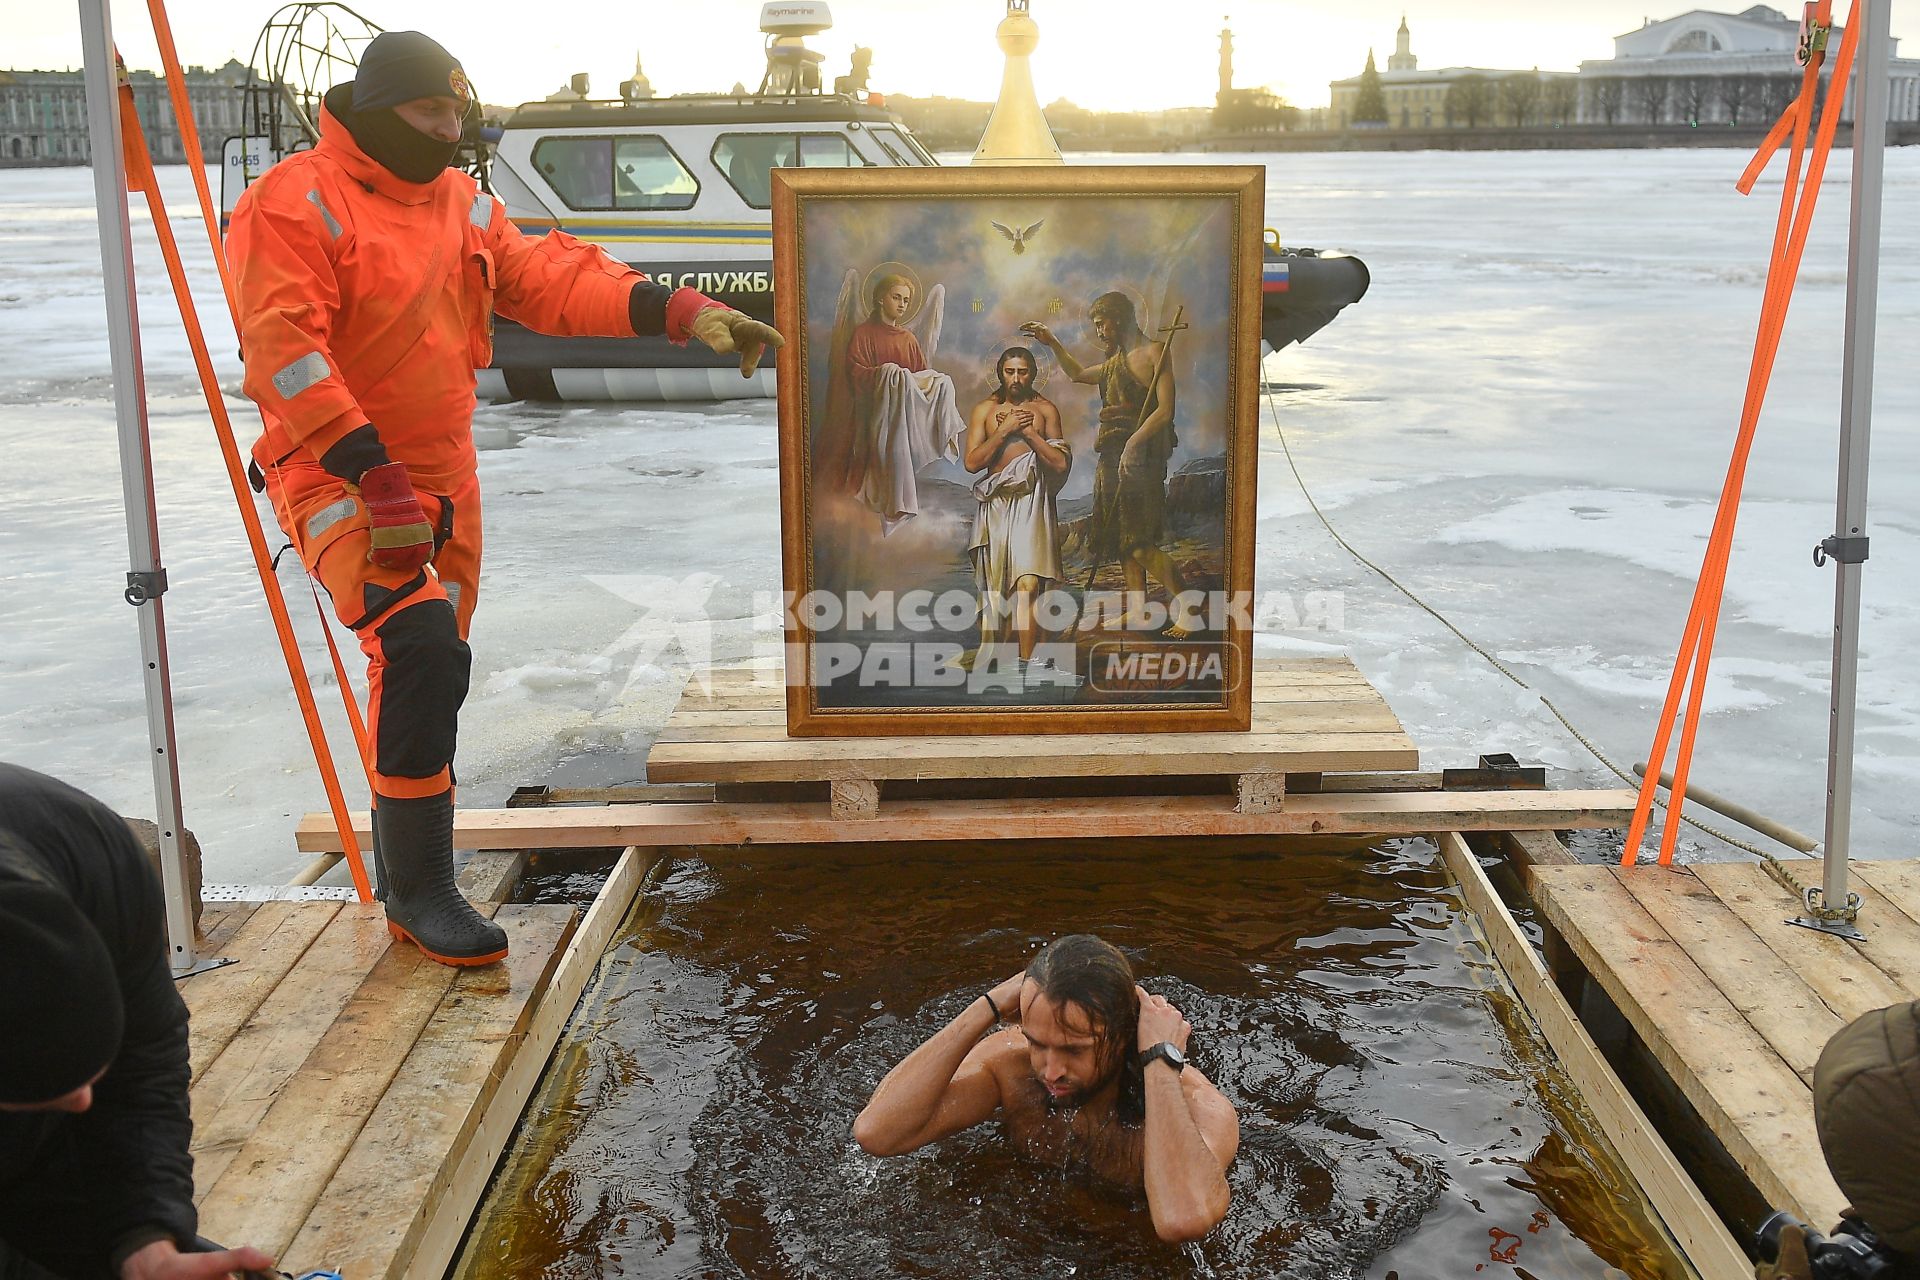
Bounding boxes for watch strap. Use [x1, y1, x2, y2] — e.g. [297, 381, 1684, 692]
[1142, 1041, 1186, 1073]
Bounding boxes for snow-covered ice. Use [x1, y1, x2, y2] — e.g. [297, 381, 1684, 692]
[2, 147, 1917, 883]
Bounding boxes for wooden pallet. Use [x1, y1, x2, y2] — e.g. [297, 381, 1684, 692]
[1529, 858, 1920, 1232]
[647, 656, 1419, 817]
[181, 850, 650, 1279]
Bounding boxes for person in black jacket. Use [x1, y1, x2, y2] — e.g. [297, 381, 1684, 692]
[0, 764, 272, 1280]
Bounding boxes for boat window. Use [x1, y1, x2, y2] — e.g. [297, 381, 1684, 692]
[713, 134, 796, 209]
[532, 134, 698, 211]
[612, 136, 699, 210]
[798, 134, 865, 168]
[867, 127, 912, 166]
[713, 132, 871, 208]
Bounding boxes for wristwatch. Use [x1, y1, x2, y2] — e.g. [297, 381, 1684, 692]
[1141, 1041, 1188, 1074]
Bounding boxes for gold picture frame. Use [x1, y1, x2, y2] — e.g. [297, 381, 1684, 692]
[772, 165, 1262, 737]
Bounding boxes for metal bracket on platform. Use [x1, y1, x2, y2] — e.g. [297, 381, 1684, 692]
[1813, 535, 1869, 567]
[124, 568, 169, 605]
[172, 955, 237, 980]
[1786, 887, 1865, 941]
[1442, 753, 1547, 792]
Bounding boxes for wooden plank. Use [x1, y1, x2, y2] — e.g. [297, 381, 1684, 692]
[646, 731, 1419, 783]
[655, 700, 1407, 743]
[196, 902, 260, 952]
[1614, 866, 1842, 1083]
[1691, 863, 1910, 1022]
[456, 849, 529, 903]
[281, 907, 577, 1279]
[1500, 829, 1578, 874]
[189, 906, 397, 1196]
[297, 789, 1639, 853]
[1531, 864, 1843, 1225]
[1436, 836, 1751, 1280]
[180, 901, 341, 1081]
[194, 912, 482, 1257]
[399, 848, 653, 1279]
[1842, 861, 1920, 1000]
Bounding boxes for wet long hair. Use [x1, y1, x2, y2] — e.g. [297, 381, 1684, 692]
[993, 346, 1037, 403]
[1025, 934, 1146, 1122]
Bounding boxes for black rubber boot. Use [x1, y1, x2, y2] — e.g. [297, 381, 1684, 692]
[374, 790, 508, 966]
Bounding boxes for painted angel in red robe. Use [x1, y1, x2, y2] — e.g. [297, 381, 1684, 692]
[818, 268, 966, 535]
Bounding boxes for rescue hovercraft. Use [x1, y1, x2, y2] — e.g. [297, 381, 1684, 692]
[477, 2, 1369, 401]
[223, 2, 1368, 403]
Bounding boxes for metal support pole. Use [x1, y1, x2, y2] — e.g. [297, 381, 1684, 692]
[77, 0, 199, 974]
[1808, 0, 1891, 939]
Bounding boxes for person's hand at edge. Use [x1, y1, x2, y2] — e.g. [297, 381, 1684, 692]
[689, 307, 786, 377]
[121, 1238, 276, 1280]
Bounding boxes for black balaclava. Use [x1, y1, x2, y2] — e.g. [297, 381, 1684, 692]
[0, 835, 125, 1106]
[336, 30, 471, 184]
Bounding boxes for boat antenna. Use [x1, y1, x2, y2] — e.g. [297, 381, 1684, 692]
[757, 1, 832, 96]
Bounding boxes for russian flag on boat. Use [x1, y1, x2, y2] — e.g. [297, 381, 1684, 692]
[1262, 261, 1291, 294]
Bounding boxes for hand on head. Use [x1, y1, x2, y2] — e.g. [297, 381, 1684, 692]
[1135, 986, 1190, 1053]
[987, 969, 1029, 1025]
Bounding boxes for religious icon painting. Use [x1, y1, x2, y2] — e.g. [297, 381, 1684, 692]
[772, 165, 1262, 737]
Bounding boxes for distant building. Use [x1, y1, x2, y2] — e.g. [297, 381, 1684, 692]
[1328, 18, 1576, 129]
[1, 59, 260, 166]
[1577, 6, 1920, 124]
[1214, 20, 1297, 133]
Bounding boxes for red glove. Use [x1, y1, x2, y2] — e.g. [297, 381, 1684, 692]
[356, 461, 434, 571]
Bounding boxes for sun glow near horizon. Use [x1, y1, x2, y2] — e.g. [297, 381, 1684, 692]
[10, 0, 1920, 116]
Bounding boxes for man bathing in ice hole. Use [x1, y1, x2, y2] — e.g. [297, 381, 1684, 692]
[853, 934, 1239, 1243]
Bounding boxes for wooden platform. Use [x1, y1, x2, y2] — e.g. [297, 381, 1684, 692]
[646, 656, 1419, 814]
[181, 850, 649, 1279]
[1530, 858, 1920, 1236]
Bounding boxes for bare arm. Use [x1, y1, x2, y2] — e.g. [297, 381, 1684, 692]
[853, 973, 1025, 1156]
[1028, 401, 1071, 478]
[1137, 989, 1238, 1243]
[1019, 322, 1100, 385]
[1135, 344, 1176, 441]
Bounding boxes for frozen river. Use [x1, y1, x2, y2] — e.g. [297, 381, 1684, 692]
[2, 147, 1917, 884]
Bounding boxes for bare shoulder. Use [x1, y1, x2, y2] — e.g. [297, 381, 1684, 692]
[968, 397, 998, 424]
[1183, 1068, 1240, 1165]
[1129, 342, 1163, 381]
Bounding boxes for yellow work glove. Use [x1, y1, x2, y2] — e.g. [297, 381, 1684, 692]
[689, 307, 785, 378]
[1755, 1221, 1814, 1280]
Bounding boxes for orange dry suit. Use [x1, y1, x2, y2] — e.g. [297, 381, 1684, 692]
[230, 89, 716, 801]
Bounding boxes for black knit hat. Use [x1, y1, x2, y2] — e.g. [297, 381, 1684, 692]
[351, 31, 471, 112]
[0, 872, 125, 1106]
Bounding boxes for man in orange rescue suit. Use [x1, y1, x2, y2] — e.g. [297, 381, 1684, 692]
[229, 31, 782, 967]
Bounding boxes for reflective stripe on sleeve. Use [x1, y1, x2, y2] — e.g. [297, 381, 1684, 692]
[469, 192, 494, 230]
[305, 498, 359, 540]
[305, 189, 344, 238]
[272, 351, 332, 399]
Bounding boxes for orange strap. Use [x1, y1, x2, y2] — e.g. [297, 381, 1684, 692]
[115, 66, 374, 901]
[1623, 0, 1858, 866]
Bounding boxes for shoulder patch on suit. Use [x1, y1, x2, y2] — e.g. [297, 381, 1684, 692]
[306, 189, 344, 238]
[469, 192, 494, 230]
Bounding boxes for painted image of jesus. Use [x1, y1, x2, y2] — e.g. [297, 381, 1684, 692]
[820, 269, 965, 535]
[963, 347, 1070, 667]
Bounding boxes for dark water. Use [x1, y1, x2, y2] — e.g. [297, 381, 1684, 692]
[459, 839, 1684, 1279]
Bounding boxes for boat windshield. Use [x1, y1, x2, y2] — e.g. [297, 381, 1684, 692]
[713, 131, 871, 208]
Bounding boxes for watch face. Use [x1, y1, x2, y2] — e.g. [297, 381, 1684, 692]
[1149, 1042, 1186, 1070]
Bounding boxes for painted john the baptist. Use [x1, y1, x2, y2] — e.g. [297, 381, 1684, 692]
[773, 167, 1261, 737]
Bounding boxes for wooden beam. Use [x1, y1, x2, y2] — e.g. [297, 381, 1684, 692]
[1691, 863, 1910, 1022]
[281, 907, 577, 1278]
[296, 789, 1641, 853]
[1532, 865, 1844, 1225]
[1435, 835, 1751, 1280]
[180, 901, 341, 1081]
[189, 907, 397, 1195]
[399, 847, 654, 1278]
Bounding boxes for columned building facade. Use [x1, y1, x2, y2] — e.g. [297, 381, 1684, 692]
[1577, 6, 1920, 124]
[1, 59, 256, 165]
